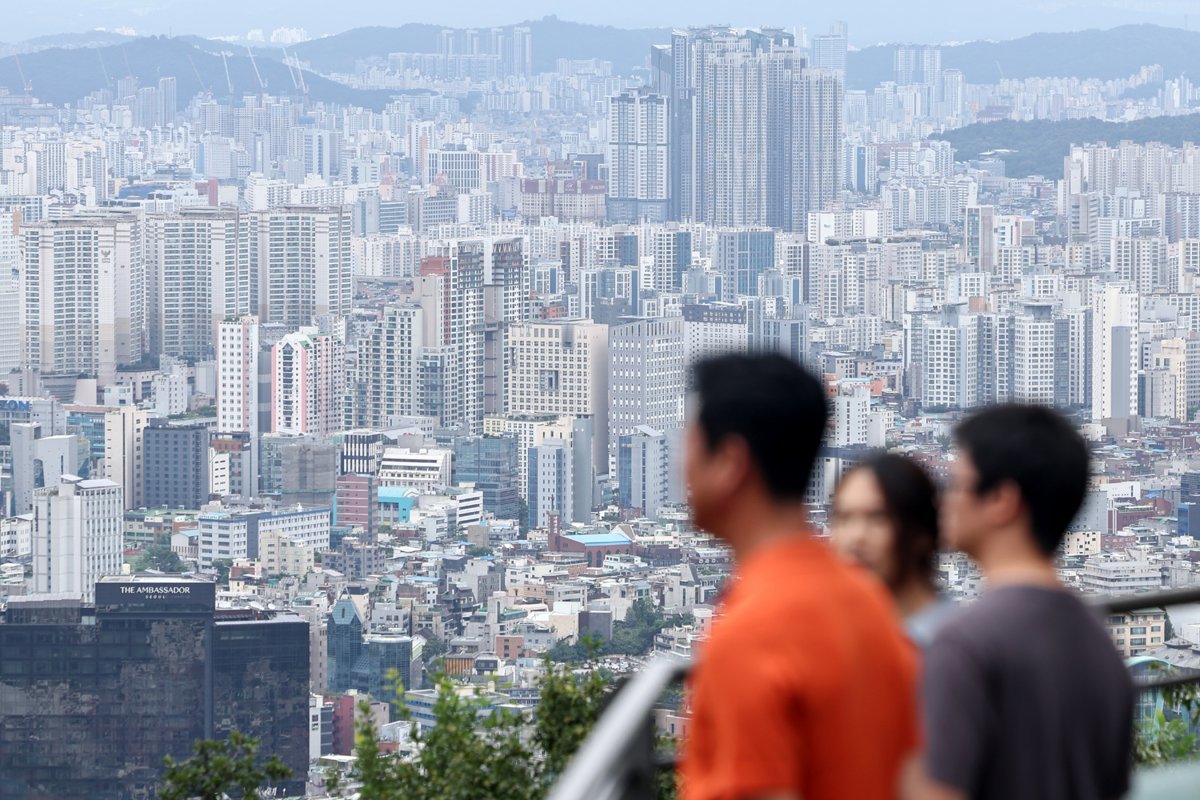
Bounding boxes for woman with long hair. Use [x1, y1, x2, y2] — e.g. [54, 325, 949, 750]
[829, 452, 954, 646]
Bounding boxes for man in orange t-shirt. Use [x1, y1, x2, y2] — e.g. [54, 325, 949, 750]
[680, 354, 920, 800]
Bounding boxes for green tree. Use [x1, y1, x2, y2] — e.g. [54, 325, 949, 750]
[1136, 679, 1200, 766]
[133, 543, 186, 573]
[550, 599, 688, 662]
[328, 676, 541, 800]
[535, 660, 609, 781]
[159, 730, 291, 800]
[211, 559, 233, 584]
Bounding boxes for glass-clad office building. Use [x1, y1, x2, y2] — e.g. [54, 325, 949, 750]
[0, 577, 309, 799]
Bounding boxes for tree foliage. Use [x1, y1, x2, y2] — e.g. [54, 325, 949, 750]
[133, 543, 186, 573]
[324, 660, 616, 800]
[549, 598, 688, 662]
[935, 114, 1200, 178]
[164, 657, 679, 800]
[211, 558, 233, 584]
[159, 730, 292, 800]
[1136, 680, 1200, 766]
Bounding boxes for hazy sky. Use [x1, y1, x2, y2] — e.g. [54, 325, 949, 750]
[8, 0, 1200, 45]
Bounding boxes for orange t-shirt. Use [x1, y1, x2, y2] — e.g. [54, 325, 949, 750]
[680, 536, 920, 800]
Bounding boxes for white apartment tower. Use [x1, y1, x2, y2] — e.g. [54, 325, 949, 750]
[607, 88, 670, 223]
[608, 317, 686, 460]
[146, 207, 251, 361]
[507, 320, 610, 472]
[217, 317, 261, 471]
[354, 304, 425, 430]
[271, 328, 346, 437]
[252, 206, 352, 330]
[32, 476, 124, 603]
[1092, 285, 1140, 424]
[20, 212, 144, 386]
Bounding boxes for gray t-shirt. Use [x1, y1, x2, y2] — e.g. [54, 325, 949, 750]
[923, 585, 1135, 800]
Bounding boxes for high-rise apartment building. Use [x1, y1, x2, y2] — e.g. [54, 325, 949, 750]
[651, 28, 842, 232]
[271, 328, 346, 437]
[607, 88, 670, 223]
[608, 317, 685, 459]
[146, 207, 250, 361]
[353, 304, 425, 430]
[20, 212, 144, 385]
[810, 24, 848, 75]
[1092, 285, 1140, 425]
[32, 475, 123, 603]
[251, 206, 352, 330]
[217, 316, 260, 436]
[507, 320, 610, 471]
[217, 316, 260, 491]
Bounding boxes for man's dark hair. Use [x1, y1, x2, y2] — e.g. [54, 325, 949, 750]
[691, 353, 828, 502]
[954, 404, 1089, 556]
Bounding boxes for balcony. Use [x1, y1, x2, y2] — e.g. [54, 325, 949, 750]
[548, 587, 1200, 800]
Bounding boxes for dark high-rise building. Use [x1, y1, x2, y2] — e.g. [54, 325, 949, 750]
[327, 589, 422, 701]
[143, 420, 211, 509]
[445, 432, 520, 520]
[0, 577, 308, 800]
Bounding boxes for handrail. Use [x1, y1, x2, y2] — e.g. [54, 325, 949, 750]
[546, 656, 689, 800]
[1097, 586, 1200, 615]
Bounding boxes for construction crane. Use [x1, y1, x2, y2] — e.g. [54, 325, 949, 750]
[219, 51, 235, 95]
[96, 48, 112, 89]
[185, 52, 209, 94]
[246, 45, 266, 91]
[13, 52, 31, 96]
[280, 46, 299, 90]
[282, 47, 307, 96]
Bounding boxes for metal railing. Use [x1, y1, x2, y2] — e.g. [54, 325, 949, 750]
[547, 586, 1200, 800]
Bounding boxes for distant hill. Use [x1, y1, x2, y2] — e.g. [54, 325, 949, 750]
[847, 25, 1200, 89]
[933, 114, 1200, 178]
[0, 36, 401, 110]
[286, 16, 669, 75]
[0, 30, 135, 58]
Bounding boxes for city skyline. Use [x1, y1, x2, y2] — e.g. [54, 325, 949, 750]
[1, 5, 1199, 797]
[3, 4, 1200, 48]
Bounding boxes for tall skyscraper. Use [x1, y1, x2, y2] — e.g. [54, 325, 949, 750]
[507, 320, 610, 471]
[217, 316, 260, 490]
[420, 241, 485, 431]
[352, 304, 426, 430]
[0, 577, 309, 798]
[810, 23, 848, 76]
[607, 88, 670, 223]
[608, 317, 686, 460]
[1092, 285, 1140, 425]
[271, 328, 346, 437]
[251, 206, 352, 330]
[143, 421, 211, 509]
[652, 28, 842, 231]
[32, 475, 123, 603]
[146, 207, 250, 361]
[20, 212, 145, 385]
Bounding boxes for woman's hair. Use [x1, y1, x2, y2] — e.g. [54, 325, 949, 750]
[844, 453, 940, 591]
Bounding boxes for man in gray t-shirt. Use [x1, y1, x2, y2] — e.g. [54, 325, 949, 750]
[917, 406, 1135, 800]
